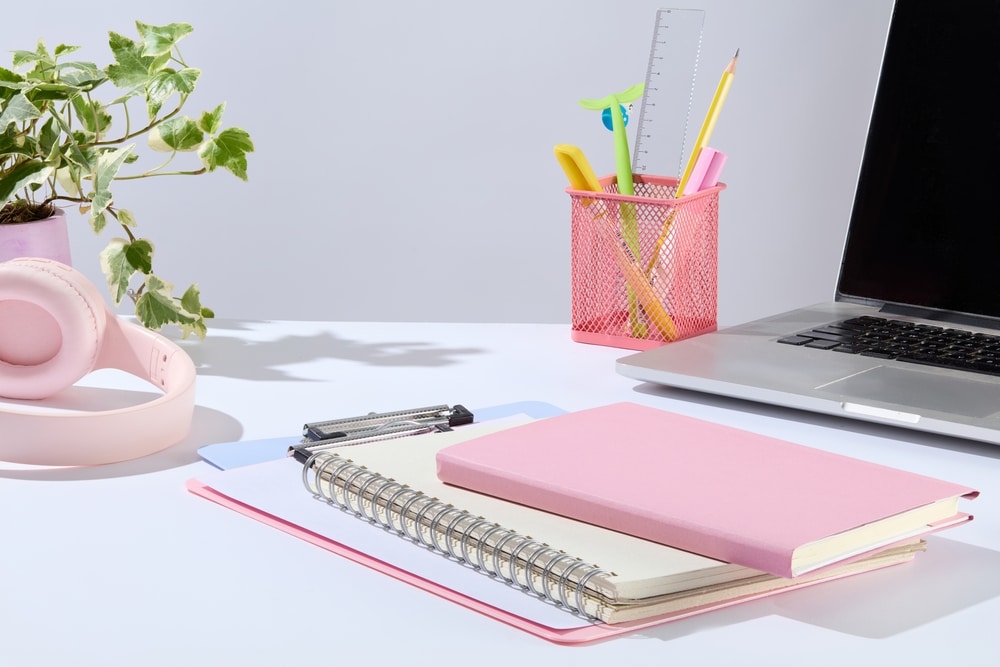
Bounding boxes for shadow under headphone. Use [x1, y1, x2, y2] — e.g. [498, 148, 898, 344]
[0, 258, 197, 466]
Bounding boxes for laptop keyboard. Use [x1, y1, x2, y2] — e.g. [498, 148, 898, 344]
[777, 315, 1000, 377]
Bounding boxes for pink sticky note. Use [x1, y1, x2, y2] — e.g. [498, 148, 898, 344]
[685, 147, 728, 194]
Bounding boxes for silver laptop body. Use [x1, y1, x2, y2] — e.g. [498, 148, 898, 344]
[617, 0, 1000, 445]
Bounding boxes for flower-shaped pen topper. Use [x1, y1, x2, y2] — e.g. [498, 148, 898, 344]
[579, 83, 644, 197]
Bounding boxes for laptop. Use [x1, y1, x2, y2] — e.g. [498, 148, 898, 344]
[616, 0, 1000, 446]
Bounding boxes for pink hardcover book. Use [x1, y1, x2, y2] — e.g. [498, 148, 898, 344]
[435, 402, 978, 578]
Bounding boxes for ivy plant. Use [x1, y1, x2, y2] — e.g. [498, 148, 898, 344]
[0, 21, 254, 337]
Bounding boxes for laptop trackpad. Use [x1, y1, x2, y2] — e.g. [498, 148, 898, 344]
[818, 365, 1000, 419]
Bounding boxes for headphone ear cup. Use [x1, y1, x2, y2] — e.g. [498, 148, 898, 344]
[0, 258, 108, 399]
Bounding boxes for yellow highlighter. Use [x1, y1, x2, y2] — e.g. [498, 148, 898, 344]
[554, 144, 603, 200]
[554, 144, 679, 342]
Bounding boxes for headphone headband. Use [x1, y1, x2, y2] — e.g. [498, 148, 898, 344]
[0, 258, 197, 466]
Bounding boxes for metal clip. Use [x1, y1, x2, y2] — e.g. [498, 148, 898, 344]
[289, 404, 474, 464]
[301, 404, 473, 442]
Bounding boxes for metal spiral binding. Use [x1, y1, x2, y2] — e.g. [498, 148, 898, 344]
[302, 450, 612, 619]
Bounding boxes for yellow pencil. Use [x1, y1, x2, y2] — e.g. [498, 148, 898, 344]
[645, 49, 739, 276]
[677, 49, 739, 199]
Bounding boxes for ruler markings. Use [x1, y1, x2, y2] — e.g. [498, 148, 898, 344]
[631, 8, 705, 177]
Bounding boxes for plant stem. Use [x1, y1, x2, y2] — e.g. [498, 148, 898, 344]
[106, 207, 136, 242]
[117, 168, 207, 179]
[89, 102, 185, 147]
[44, 195, 87, 206]
[121, 97, 132, 138]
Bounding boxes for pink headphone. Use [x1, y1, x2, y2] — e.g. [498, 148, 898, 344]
[0, 258, 197, 465]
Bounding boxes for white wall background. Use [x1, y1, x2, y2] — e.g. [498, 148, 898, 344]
[15, 0, 895, 327]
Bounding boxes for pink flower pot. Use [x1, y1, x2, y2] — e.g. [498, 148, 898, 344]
[0, 208, 72, 265]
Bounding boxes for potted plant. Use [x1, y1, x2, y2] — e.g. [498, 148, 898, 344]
[0, 20, 253, 337]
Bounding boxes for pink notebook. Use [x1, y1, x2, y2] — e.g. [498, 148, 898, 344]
[436, 403, 978, 578]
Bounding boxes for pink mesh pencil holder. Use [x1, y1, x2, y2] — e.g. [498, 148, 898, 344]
[568, 174, 724, 350]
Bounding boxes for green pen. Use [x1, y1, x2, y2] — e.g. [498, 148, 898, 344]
[580, 83, 646, 337]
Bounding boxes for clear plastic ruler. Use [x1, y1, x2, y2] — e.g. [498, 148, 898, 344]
[631, 8, 706, 177]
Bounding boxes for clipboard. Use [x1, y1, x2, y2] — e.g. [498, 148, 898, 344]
[197, 400, 566, 470]
[189, 400, 916, 645]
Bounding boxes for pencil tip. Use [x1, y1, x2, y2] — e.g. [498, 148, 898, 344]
[734, 48, 740, 59]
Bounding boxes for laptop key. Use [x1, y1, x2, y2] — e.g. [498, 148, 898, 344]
[777, 335, 814, 346]
[812, 326, 856, 336]
[801, 331, 855, 344]
[804, 339, 842, 350]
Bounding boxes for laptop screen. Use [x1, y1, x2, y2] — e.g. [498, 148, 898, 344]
[837, 0, 1000, 323]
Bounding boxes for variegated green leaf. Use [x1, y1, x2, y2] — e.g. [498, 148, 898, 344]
[11, 41, 52, 69]
[105, 32, 154, 89]
[135, 274, 196, 330]
[125, 237, 154, 274]
[178, 284, 211, 338]
[53, 44, 81, 58]
[179, 283, 204, 317]
[0, 160, 53, 207]
[37, 117, 60, 156]
[0, 67, 24, 89]
[98, 238, 134, 303]
[148, 116, 204, 152]
[55, 165, 82, 198]
[198, 127, 254, 179]
[55, 62, 105, 90]
[198, 103, 224, 134]
[98, 237, 154, 303]
[0, 92, 41, 130]
[145, 67, 200, 117]
[136, 22, 194, 57]
[90, 210, 107, 234]
[71, 96, 113, 135]
[89, 144, 134, 214]
[116, 208, 137, 227]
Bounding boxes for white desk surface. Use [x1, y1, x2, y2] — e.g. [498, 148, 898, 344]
[2, 320, 998, 666]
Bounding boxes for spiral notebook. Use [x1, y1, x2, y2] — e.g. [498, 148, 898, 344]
[188, 417, 925, 644]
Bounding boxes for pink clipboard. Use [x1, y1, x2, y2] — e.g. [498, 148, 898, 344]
[186, 478, 912, 645]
